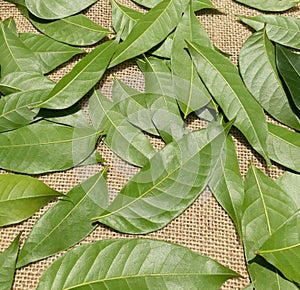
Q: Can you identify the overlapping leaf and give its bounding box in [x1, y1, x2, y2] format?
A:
[37, 239, 238, 290]
[187, 41, 270, 164]
[3, 17, 17, 35]
[92, 122, 231, 234]
[239, 30, 300, 130]
[0, 174, 61, 227]
[17, 169, 108, 268]
[0, 120, 102, 174]
[234, 0, 299, 12]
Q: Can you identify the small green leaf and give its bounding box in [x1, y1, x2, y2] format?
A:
[17, 169, 109, 268]
[234, 0, 299, 12]
[267, 122, 300, 173]
[37, 239, 238, 290]
[239, 15, 300, 50]
[192, 0, 216, 11]
[0, 233, 20, 290]
[239, 30, 300, 130]
[0, 174, 61, 227]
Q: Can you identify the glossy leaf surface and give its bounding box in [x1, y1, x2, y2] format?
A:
[0, 234, 20, 290]
[0, 174, 61, 227]
[0, 120, 102, 174]
[37, 238, 238, 290]
[89, 90, 156, 167]
[276, 45, 300, 111]
[25, 0, 98, 19]
[187, 41, 270, 164]
[109, 0, 189, 67]
[267, 122, 300, 173]
[20, 33, 83, 74]
[239, 15, 300, 50]
[92, 122, 230, 234]
[37, 40, 117, 110]
[239, 30, 300, 130]
[17, 169, 108, 268]
[234, 0, 299, 12]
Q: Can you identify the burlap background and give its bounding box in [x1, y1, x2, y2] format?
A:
[0, 0, 299, 289]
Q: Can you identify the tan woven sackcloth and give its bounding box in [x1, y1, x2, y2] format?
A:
[0, 0, 299, 289]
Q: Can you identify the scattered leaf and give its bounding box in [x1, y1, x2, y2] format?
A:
[234, 0, 299, 12]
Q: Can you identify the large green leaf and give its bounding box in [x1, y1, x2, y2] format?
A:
[0, 234, 20, 290]
[89, 89, 156, 167]
[0, 120, 102, 174]
[276, 45, 300, 111]
[37, 40, 116, 110]
[109, 0, 189, 67]
[267, 122, 300, 173]
[209, 134, 244, 237]
[17, 169, 108, 268]
[187, 41, 270, 165]
[37, 238, 238, 290]
[239, 30, 300, 130]
[258, 210, 300, 285]
[0, 20, 42, 76]
[25, 0, 98, 19]
[234, 0, 299, 12]
[0, 174, 61, 227]
[171, 5, 212, 118]
[239, 15, 300, 50]
[19, 33, 83, 74]
[92, 122, 231, 234]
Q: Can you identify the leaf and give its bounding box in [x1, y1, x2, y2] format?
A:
[0, 20, 42, 76]
[239, 30, 300, 130]
[238, 15, 300, 50]
[234, 0, 299, 12]
[19, 33, 84, 74]
[110, 0, 142, 40]
[25, 0, 98, 19]
[2, 17, 17, 35]
[150, 33, 174, 58]
[17, 169, 109, 268]
[0, 174, 61, 227]
[267, 122, 300, 173]
[0, 233, 20, 290]
[0, 71, 55, 95]
[186, 41, 270, 165]
[92, 122, 231, 234]
[109, 0, 189, 67]
[171, 5, 212, 117]
[257, 210, 300, 285]
[276, 44, 300, 111]
[0, 120, 102, 174]
[37, 238, 238, 290]
[37, 40, 117, 110]
[192, 0, 216, 11]
[209, 134, 244, 237]
[89, 90, 155, 167]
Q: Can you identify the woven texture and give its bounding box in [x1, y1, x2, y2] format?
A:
[0, 0, 299, 289]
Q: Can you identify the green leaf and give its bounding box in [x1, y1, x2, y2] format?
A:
[25, 0, 98, 19]
[0, 120, 102, 174]
[17, 169, 108, 268]
[0, 233, 20, 290]
[37, 40, 117, 110]
[19, 33, 84, 74]
[2, 17, 17, 35]
[0, 20, 42, 76]
[267, 122, 300, 173]
[238, 15, 300, 50]
[89, 89, 156, 167]
[234, 0, 299, 12]
[110, 0, 142, 40]
[192, 0, 216, 11]
[276, 44, 300, 111]
[239, 30, 300, 130]
[37, 238, 238, 290]
[150, 33, 174, 58]
[0, 174, 61, 227]
[209, 134, 244, 237]
[258, 210, 300, 285]
[109, 0, 189, 67]
[171, 5, 212, 117]
[92, 122, 231, 234]
[187, 41, 270, 165]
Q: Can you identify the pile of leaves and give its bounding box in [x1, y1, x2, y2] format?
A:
[0, 0, 300, 289]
